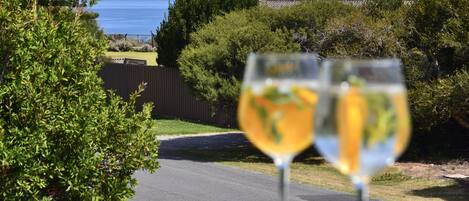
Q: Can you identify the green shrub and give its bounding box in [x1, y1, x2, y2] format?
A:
[0, 2, 159, 200]
[257, 0, 355, 31]
[402, 0, 469, 132]
[318, 11, 405, 58]
[79, 11, 105, 39]
[178, 9, 299, 108]
[107, 38, 142, 52]
[405, 0, 469, 78]
[178, 0, 386, 109]
[362, 0, 404, 18]
[155, 0, 258, 67]
[133, 44, 156, 52]
[178, 0, 469, 155]
[37, 0, 98, 7]
[254, 0, 356, 52]
[109, 40, 132, 52]
[409, 70, 469, 131]
[37, 1, 104, 39]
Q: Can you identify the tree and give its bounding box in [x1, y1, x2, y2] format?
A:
[178, 8, 300, 110]
[318, 11, 405, 58]
[405, 0, 469, 78]
[37, 0, 99, 7]
[177, 1, 357, 109]
[155, 0, 258, 67]
[0, 1, 159, 200]
[404, 0, 469, 131]
[362, 0, 404, 18]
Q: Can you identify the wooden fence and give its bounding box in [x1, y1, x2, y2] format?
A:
[99, 63, 236, 127]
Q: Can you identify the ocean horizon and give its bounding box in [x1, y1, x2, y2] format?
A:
[91, 0, 172, 35]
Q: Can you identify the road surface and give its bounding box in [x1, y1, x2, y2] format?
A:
[132, 133, 355, 201]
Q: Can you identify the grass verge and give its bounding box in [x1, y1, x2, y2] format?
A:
[105, 51, 157, 66]
[150, 119, 237, 135]
[173, 145, 468, 201]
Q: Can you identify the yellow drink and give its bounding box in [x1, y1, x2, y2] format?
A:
[238, 83, 317, 156]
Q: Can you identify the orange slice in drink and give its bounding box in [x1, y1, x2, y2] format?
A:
[393, 94, 411, 156]
[337, 87, 368, 174]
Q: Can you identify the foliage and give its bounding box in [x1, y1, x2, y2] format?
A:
[133, 44, 156, 52]
[178, 1, 355, 108]
[155, 0, 258, 67]
[37, 0, 99, 7]
[107, 38, 153, 52]
[256, 0, 355, 31]
[178, 10, 299, 108]
[37, 0, 104, 39]
[409, 70, 469, 131]
[402, 0, 469, 132]
[79, 11, 104, 39]
[108, 39, 137, 52]
[179, 0, 469, 141]
[362, 0, 404, 18]
[255, 0, 357, 52]
[0, 2, 159, 200]
[317, 11, 405, 58]
[405, 0, 469, 78]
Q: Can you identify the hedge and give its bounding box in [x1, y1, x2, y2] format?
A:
[178, 0, 469, 154]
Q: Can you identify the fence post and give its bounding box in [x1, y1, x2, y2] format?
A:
[151, 31, 155, 48]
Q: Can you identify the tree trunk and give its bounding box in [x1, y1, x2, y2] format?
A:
[454, 112, 469, 129]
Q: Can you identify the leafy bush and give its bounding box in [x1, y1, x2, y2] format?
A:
[409, 70, 469, 131]
[179, 0, 469, 156]
[317, 11, 405, 58]
[133, 44, 156, 52]
[256, 0, 355, 31]
[178, 9, 299, 108]
[38, 0, 104, 38]
[402, 0, 469, 132]
[404, 0, 469, 78]
[178, 1, 356, 108]
[108, 39, 140, 52]
[38, 0, 98, 7]
[79, 11, 105, 39]
[362, 0, 404, 18]
[254, 0, 356, 53]
[0, 3, 159, 200]
[155, 0, 258, 67]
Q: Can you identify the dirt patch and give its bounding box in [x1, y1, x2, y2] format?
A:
[396, 160, 469, 181]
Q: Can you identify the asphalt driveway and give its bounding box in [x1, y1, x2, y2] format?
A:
[131, 133, 355, 201]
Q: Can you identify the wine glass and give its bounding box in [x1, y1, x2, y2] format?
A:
[238, 53, 319, 201]
[314, 59, 411, 201]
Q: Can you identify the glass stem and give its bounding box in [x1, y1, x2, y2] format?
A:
[353, 176, 369, 201]
[274, 156, 292, 201]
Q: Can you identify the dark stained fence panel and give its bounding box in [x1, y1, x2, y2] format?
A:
[99, 63, 236, 127]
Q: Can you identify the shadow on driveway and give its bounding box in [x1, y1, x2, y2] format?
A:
[159, 133, 325, 165]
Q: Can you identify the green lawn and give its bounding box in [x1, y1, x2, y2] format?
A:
[105, 51, 158, 66]
[150, 119, 237, 135]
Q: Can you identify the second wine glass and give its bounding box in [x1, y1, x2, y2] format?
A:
[238, 53, 319, 201]
[314, 59, 411, 201]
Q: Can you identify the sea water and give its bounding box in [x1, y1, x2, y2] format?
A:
[90, 0, 173, 34]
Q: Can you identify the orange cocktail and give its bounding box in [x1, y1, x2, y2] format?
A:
[238, 84, 317, 157]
